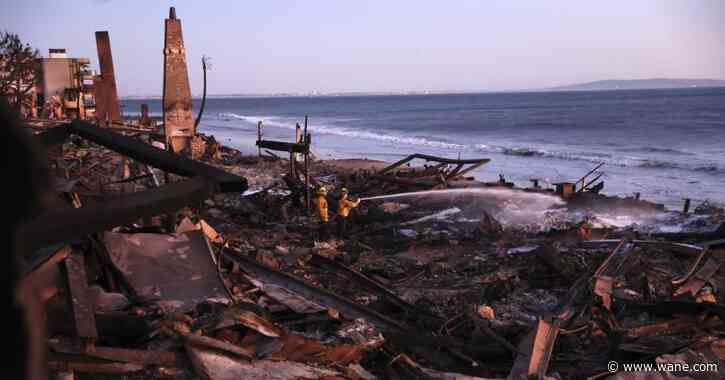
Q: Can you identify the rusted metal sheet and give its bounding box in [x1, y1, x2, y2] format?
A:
[67, 120, 247, 192]
[94, 31, 121, 127]
[15, 177, 213, 252]
[163, 7, 195, 154]
[64, 252, 98, 346]
[103, 230, 230, 312]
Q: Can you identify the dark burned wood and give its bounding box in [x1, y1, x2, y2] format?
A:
[16, 177, 212, 252]
[256, 139, 310, 154]
[64, 252, 98, 343]
[309, 255, 436, 320]
[48, 309, 151, 338]
[509, 318, 560, 379]
[89, 347, 180, 366]
[378, 153, 490, 175]
[50, 338, 180, 366]
[67, 120, 247, 192]
[22, 244, 70, 277]
[48, 353, 143, 374]
[35, 124, 71, 146]
[223, 250, 409, 332]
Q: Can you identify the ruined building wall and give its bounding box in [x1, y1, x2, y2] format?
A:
[162, 7, 194, 153]
[94, 31, 121, 127]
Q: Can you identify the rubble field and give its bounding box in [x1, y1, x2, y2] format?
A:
[23, 123, 725, 380]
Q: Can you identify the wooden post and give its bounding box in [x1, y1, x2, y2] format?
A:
[304, 116, 310, 211]
[257, 121, 262, 158]
[293, 123, 301, 177]
[683, 198, 691, 214]
[64, 252, 98, 352]
[305, 132, 311, 212]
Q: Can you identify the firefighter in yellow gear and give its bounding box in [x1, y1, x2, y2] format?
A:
[336, 188, 360, 237]
[315, 186, 330, 240]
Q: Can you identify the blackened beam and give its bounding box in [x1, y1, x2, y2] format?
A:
[35, 124, 71, 146]
[378, 153, 490, 175]
[222, 250, 409, 332]
[67, 120, 247, 192]
[256, 139, 310, 154]
[64, 252, 98, 343]
[15, 177, 212, 252]
[51, 345, 180, 367]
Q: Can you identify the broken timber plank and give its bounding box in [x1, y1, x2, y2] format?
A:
[63, 252, 97, 350]
[89, 347, 179, 367]
[15, 177, 212, 252]
[509, 318, 561, 379]
[66, 120, 247, 192]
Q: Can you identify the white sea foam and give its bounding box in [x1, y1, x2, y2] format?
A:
[217, 113, 465, 149]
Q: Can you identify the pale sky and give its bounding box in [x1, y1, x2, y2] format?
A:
[2, 0, 723, 96]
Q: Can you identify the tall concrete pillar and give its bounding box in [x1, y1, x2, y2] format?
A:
[94, 31, 121, 127]
[162, 7, 194, 154]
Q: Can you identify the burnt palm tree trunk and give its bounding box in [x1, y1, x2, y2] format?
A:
[193, 56, 209, 132]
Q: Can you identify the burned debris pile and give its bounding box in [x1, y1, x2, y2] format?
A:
[17, 118, 725, 380]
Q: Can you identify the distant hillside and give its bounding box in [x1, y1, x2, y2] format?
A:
[546, 78, 725, 91]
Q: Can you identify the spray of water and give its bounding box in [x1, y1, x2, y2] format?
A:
[360, 188, 566, 229]
[360, 188, 719, 232]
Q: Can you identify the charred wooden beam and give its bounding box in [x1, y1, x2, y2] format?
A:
[48, 309, 152, 338]
[15, 177, 213, 252]
[222, 250, 409, 332]
[63, 252, 98, 349]
[66, 120, 246, 192]
[256, 139, 310, 154]
[89, 347, 179, 367]
[35, 124, 71, 146]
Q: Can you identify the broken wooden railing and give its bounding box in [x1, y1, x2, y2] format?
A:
[373, 153, 490, 189]
[256, 116, 312, 209]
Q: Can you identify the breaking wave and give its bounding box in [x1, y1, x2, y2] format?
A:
[215, 112, 723, 176]
[217, 112, 465, 149]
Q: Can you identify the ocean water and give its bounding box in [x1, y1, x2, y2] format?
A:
[121, 87, 725, 209]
